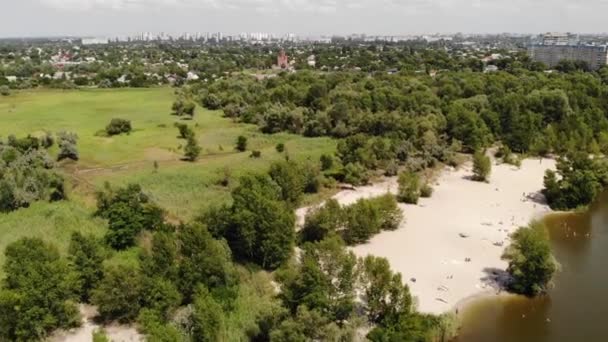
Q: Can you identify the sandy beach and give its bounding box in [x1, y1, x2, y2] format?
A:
[297, 157, 556, 315]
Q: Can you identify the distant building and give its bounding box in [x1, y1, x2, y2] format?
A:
[529, 44, 608, 70]
[528, 32, 608, 70]
[277, 50, 289, 69]
[307, 55, 316, 67]
[484, 65, 499, 73]
[187, 71, 199, 81]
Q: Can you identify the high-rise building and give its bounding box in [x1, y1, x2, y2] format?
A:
[528, 33, 608, 70]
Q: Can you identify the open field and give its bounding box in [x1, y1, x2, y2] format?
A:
[0, 201, 107, 275]
[0, 88, 336, 269]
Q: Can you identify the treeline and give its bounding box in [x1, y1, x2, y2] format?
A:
[196, 68, 608, 205]
[0, 152, 453, 341]
[0, 132, 80, 212]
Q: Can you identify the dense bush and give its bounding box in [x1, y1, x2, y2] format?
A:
[202, 174, 295, 270]
[0, 85, 9, 96]
[236, 135, 248, 152]
[57, 131, 79, 161]
[0, 238, 80, 341]
[175, 122, 193, 139]
[543, 152, 608, 210]
[172, 98, 196, 118]
[68, 232, 105, 302]
[92, 264, 144, 322]
[301, 194, 402, 245]
[502, 222, 558, 296]
[397, 171, 420, 204]
[0, 146, 65, 212]
[105, 118, 132, 136]
[95, 183, 165, 250]
[420, 183, 434, 198]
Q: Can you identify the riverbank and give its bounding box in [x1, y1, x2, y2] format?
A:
[297, 157, 556, 315]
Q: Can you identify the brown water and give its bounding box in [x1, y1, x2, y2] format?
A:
[455, 197, 608, 342]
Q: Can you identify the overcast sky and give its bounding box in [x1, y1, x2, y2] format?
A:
[1, 0, 608, 38]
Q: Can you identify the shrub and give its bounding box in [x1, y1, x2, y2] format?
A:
[384, 160, 399, 177]
[343, 195, 402, 244]
[184, 135, 201, 162]
[250, 150, 261, 158]
[320, 154, 334, 171]
[343, 162, 369, 186]
[501, 222, 558, 296]
[420, 183, 433, 198]
[236, 135, 248, 152]
[276, 143, 285, 153]
[397, 171, 420, 204]
[172, 98, 196, 117]
[57, 131, 79, 161]
[301, 199, 344, 243]
[371, 194, 402, 231]
[105, 118, 132, 136]
[0, 85, 9, 96]
[0, 238, 80, 341]
[92, 330, 110, 342]
[472, 150, 491, 182]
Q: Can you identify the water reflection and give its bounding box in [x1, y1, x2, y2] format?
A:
[455, 195, 608, 342]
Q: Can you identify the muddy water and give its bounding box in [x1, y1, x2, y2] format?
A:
[455, 198, 608, 342]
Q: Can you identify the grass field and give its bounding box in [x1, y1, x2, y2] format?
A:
[0, 88, 337, 270]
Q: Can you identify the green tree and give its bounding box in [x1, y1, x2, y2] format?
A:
[472, 150, 491, 182]
[358, 256, 412, 325]
[0, 238, 80, 341]
[501, 222, 558, 296]
[91, 264, 144, 323]
[269, 160, 305, 206]
[279, 237, 357, 322]
[223, 175, 296, 269]
[301, 199, 344, 243]
[177, 223, 236, 302]
[68, 232, 105, 302]
[542, 153, 608, 210]
[96, 184, 164, 250]
[192, 286, 224, 341]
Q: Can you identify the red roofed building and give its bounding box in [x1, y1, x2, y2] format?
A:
[277, 49, 289, 69]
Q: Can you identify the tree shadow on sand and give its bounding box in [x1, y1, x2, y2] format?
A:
[481, 267, 512, 292]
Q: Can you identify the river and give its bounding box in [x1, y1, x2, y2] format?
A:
[455, 194, 608, 341]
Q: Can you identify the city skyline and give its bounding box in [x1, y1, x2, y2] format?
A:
[2, 0, 608, 38]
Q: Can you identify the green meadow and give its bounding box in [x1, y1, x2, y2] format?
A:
[0, 88, 336, 270]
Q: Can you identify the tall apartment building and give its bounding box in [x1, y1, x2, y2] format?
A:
[529, 33, 608, 70]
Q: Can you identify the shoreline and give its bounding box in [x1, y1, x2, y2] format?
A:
[297, 157, 556, 315]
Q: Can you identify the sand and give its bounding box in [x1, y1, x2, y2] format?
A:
[49, 305, 142, 342]
[297, 157, 556, 315]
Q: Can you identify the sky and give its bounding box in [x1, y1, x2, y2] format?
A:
[1, 0, 608, 38]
